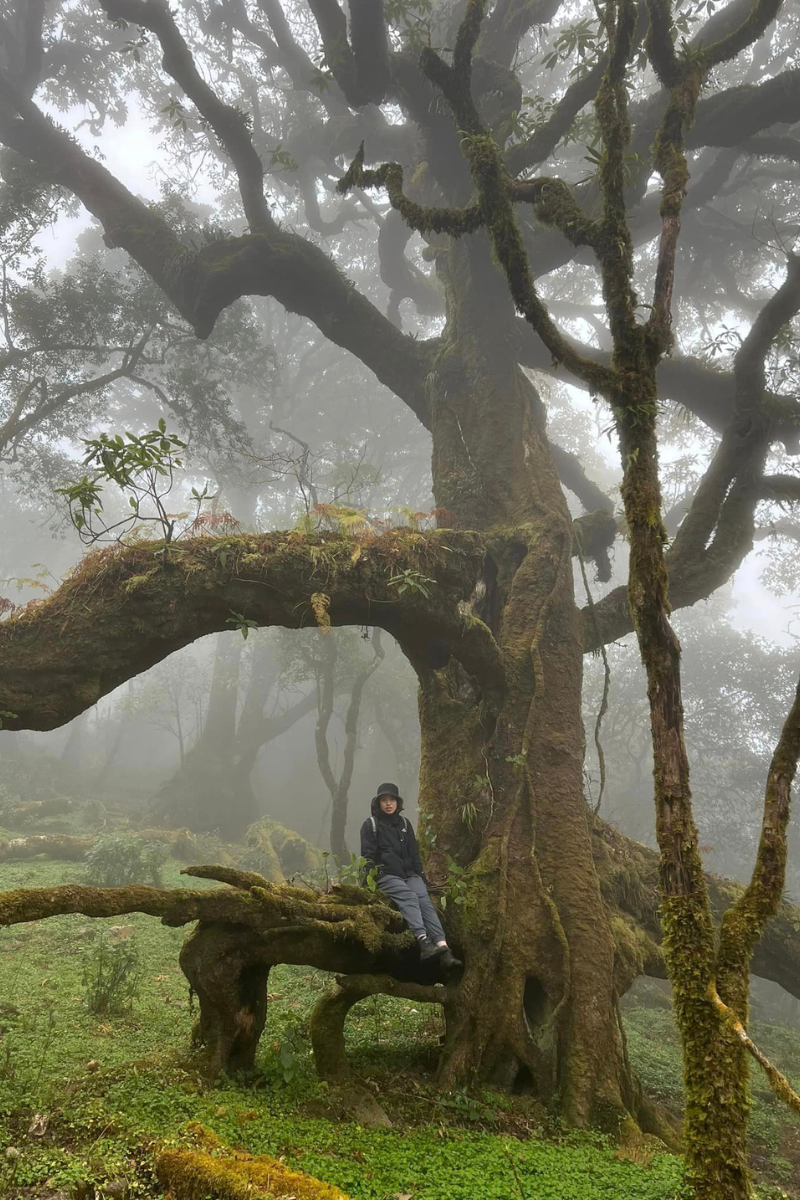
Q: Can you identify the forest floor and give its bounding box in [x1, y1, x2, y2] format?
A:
[1, 854, 799, 1200]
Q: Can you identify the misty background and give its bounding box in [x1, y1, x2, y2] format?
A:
[2, 0, 799, 994]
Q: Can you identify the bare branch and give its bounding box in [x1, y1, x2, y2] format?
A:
[99, 0, 272, 232]
[0, 83, 432, 424]
[505, 57, 608, 176]
[0, 334, 151, 455]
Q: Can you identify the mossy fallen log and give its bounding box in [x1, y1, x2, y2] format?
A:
[0, 834, 94, 862]
[1, 797, 74, 823]
[156, 1122, 351, 1199]
[593, 819, 800, 1002]
[0, 866, 421, 1076]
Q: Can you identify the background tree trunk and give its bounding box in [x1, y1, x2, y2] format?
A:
[156, 632, 247, 836]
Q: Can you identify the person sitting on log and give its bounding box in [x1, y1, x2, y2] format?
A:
[360, 782, 461, 971]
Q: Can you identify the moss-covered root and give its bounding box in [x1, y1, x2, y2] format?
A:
[309, 974, 448, 1125]
[156, 1123, 352, 1199]
[180, 923, 270, 1076]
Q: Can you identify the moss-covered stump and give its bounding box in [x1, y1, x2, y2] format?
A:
[157, 1123, 351, 1199]
[244, 818, 324, 884]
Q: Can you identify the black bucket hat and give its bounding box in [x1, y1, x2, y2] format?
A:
[372, 782, 404, 812]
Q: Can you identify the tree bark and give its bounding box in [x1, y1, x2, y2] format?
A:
[413, 242, 640, 1127]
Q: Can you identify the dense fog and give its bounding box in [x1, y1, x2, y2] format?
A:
[2, 0, 800, 1195]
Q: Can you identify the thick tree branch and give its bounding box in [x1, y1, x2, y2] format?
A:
[550, 442, 614, 514]
[668, 254, 800, 571]
[0, 529, 502, 731]
[697, 0, 784, 69]
[348, 0, 390, 105]
[0, 85, 432, 424]
[306, 0, 369, 107]
[517, 320, 800, 449]
[99, 0, 272, 233]
[505, 57, 608, 176]
[593, 820, 800, 1004]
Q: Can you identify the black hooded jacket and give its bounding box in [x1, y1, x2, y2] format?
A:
[360, 795, 423, 880]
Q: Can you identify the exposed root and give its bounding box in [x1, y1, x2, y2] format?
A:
[310, 971, 451, 1083]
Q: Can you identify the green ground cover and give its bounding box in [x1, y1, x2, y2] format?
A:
[0, 856, 796, 1199]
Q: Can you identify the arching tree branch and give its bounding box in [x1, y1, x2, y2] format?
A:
[0, 528, 502, 731]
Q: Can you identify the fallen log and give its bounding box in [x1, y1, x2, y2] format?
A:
[593, 820, 800, 1002]
[0, 834, 93, 862]
[0, 821, 322, 884]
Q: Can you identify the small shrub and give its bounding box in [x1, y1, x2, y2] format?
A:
[264, 1015, 306, 1085]
[84, 833, 169, 887]
[81, 930, 142, 1015]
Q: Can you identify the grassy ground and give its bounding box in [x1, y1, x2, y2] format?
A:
[0, 856, 796, 1199]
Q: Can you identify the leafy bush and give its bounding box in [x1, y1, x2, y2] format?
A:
[84, 833, 169, 887]
[81, 931, 142, 1015]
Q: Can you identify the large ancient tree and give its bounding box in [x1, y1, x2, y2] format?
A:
[3, 0, 800, 1194]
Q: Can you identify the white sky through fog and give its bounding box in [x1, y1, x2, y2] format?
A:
[31, 97, 800, 653]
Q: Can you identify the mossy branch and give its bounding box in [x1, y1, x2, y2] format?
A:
[698, 0, 785, 68]
[0, 878, 405, 941]
[337, 143, 483, 236]
[0, 528, 503, 731]
[715, 669, 800, 1012]
[512, 178, 601, 249]
[645, 0, 681, 85]
[709, 986, 800, 1117]
[594, 0, 639, 343]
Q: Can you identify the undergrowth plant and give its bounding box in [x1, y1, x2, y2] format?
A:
[81, 931, 142, 1015]
[84, 833, 169, 887]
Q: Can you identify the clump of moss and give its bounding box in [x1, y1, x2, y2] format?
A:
[156, 1122, 352, 1199]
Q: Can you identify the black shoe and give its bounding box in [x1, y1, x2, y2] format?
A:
[437, 946, 463, 972]
[418, 938, 440, 962]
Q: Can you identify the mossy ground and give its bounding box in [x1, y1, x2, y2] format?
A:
[0, 856, 795, 1199]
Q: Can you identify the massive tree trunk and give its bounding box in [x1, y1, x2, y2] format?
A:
[413, 239, 639, 1128]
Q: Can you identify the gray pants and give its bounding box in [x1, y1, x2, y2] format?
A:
[378, 873, 446, 943]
